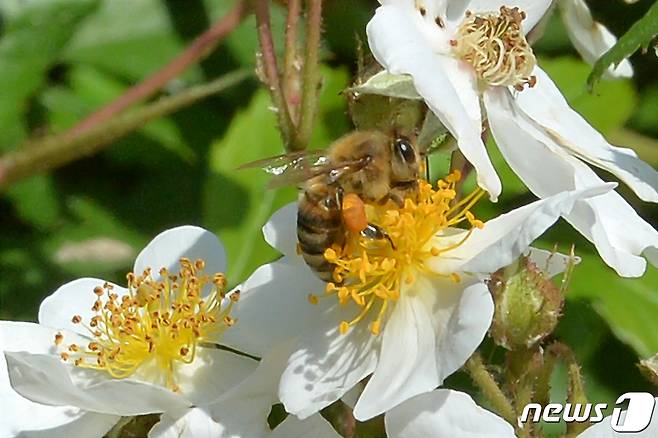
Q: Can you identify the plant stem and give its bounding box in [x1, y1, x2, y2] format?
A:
[0, 71, 250, 190]
[546, 343, 589, 437]
[283, 0, 302, 121]
[68, 0, 249, 137]
[465, 353, 517, 426]
[295, 0, 323, 151]
[254, 0, 296, 150]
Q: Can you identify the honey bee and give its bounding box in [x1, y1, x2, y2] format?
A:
[241, 131, 422, 281]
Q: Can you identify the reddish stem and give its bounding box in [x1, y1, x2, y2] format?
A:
[67, 0, 249, 137]
[254, 0, 295, 148]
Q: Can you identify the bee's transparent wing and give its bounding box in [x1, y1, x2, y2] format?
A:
[239, 150, 367, 189]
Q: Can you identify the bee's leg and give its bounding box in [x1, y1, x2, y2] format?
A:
[361, 224, 396, 250]
[387, 181, 419, 207]
[377, 191, 405, 208]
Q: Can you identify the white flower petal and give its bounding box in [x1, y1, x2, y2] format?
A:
[437, 184, 613, 275]
[379, 0, 448, 29]
[569, 179, 658, 277]
[175, 348, 258, 407]
[202, 347, 293, 438]
[526, 247, 581, 278]
[38, 278, 127, 337]
[558, 0, 633, 78]
[263, 203, 299, 257]
[134, 226, 227, 280]
[148, 408, 222, 438]
[432, 279, 493, 380]
[385, 389, 515, 438]
[5, 412, 120, 438]
[448, 0, 552, 32]
[271, 414, 341, 438]
[367, 4, 501, 199]
[279, 305, 380, 419]
[354, 292, 438, 421]
[222, 257, 327, 358]
[485, 86, 658, 277]
[0, 322, 120, 438]
[515, 68, 658, 203]
[5, 351, 188, 416]
[576, 398, 658, 437]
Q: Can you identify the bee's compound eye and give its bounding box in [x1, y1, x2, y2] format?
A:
[394, 138, 416, 164]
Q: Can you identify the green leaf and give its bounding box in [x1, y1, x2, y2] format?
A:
[350, 71, 422, 100]
[0, 0, 100, 150]
[63, 0, 195, 82]
[5, 175, 61, 230]
[568, 253, 658, 358]
[64, 0, 285, 81]
[588, 1, 658, 88]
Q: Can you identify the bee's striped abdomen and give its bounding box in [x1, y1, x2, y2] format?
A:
[297, 187, 344, 282]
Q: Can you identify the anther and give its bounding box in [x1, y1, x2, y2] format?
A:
[370, 320, 381, 335]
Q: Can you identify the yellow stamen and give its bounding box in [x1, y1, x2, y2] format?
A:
[324, 174, 483, 335]
[55, 258, 234, 392]
[453, 6, 536, 89]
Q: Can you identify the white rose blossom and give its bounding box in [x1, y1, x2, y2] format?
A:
[366, 0, 658, 277]
[222, 174, 613, 423]
[2, 226, 337, 438]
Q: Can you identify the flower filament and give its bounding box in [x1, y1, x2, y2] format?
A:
[453, 6, 537, 90]
[313, 172, 485, 336]
[56, 258, 236, 392]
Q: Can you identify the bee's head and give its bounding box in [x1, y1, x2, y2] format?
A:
[390, 137, 419, 182]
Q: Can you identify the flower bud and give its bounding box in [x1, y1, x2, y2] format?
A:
[488, 255, 565, 351]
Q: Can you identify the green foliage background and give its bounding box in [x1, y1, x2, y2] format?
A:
[0, 0, 657, 433]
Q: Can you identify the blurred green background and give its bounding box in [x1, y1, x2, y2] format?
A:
[0, 0, 657, 432]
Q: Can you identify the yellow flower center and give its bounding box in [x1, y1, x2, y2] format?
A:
[309, 172, 485, 336]
[55, 258, 236, 392]
[453, 6, 537, 90]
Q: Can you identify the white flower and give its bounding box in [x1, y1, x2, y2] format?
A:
[366, 0, 658, 277]
[2, 226, 336, 437]
[557, 0, 633, 79]
[578, 396, 658, 438]
[148, 346, 341, 438]
[386, 389, 515, 438]
[222, 176, 613, 422]
[385, 391, 658, 438]
[0, 322, 121, 438]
